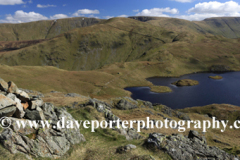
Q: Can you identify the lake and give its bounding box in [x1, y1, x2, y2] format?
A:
[125, 72, 240, 109]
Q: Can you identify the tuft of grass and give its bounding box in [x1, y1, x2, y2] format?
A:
[150, 85, 172, 93]
[209, 75, 223, 80]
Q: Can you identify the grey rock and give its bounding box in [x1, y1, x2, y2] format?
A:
[137, 99, 153, 108]
[0, 107, 85, 159]
[145, 130, 238, 160]
[126, 128, 143, 140]
[116, 144, 137, 154]
[30, 99, 43, 110]
[156, 104, 190, 120]
[0, 106, 16, 118]
[0, 94, 17, 117]
[96, 103, 105, 112]
[143, 101, 153, 108]
[65, 93, 82, 97]
[0, 78, 8, 92]
[41, 103, 58, 121]
[0, 94, 16, 109]
[84, 98, 142, 140]
[15, 90, 30, 102]
[24, 109, 42, 120]
[7, 81, 18, 93]
[7, 93, 25, 118]
[126, 144, 137, 149]
[116, 99, 138, 110]
[19, 88, 44, 98]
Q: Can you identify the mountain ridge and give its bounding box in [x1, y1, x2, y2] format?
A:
[129, 16, 240, 39]
[0, 17, 104, 41]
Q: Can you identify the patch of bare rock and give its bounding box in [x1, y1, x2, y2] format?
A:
[0, 78, 85, 159]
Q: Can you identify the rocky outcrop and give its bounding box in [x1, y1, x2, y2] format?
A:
[154, 104, 190, 120]
[172, 79, 199, 86]
[210, 65, 230, 72]
[116, 99, 138, 110]
[128, 16, 157, 22]
[66, 98, 143, 140]
[0, 78, 85, 158]
[145, 130, 239, 160]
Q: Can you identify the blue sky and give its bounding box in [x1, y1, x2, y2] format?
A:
[0, 0, 240, 23]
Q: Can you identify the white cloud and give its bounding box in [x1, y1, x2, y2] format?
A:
[178, 1, 240, 21]
[0, 10, 48, 23]
[88, 15, 99, 18]
[103, 16, 114, 19]
[188, 1, 240, 14]
[0, 0, 24, 5]
[118, 14, 128, 17]
[133, 9, 139, 12]
[136, 7, 179, 17]
[173, 0, 194, 2]
[0, 9, 102, 23]
[37, 4, 56, 8]
[50, 14, 68, 19]
[73, 9, 100, 16]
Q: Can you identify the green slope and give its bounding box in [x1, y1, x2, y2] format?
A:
[0, 17, 103, 41]
[130, 16, 240, 39]
[0, 18, 177, 70]
[0, 17, 240, 72]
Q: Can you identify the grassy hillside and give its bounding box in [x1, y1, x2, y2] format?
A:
[0, 17, 103, 41]
[198, 17, 240, 38]
[0, 18, 177, 70]
[130, 16, 240, 39]
[0, 17, 240, 72]
[1, 16, 240, 160]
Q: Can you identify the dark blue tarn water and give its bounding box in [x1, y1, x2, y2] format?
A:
[125, 72, 240, 109]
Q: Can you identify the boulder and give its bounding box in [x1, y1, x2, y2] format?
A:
[145, 130, 239, 160]
[0, 107, 85, 158]
[30, 98, 43, 110]
[6, 93, 25, 118]
[116, 144, 137, 154]
[24, 109, 42, 120]
[0, 106, 16, 118]
[143, 101, 153, 108]
[0, 78, 8, 92]
[7, 81, 18, 93]
[41, 103, 58, 121]
[0, 94, 17, 117]
[15, 90, 30, 102]
[80, 98, 142, 140]
[116, 99, 138, 110]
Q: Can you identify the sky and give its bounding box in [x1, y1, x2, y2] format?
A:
[0, 0, 240, 23]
